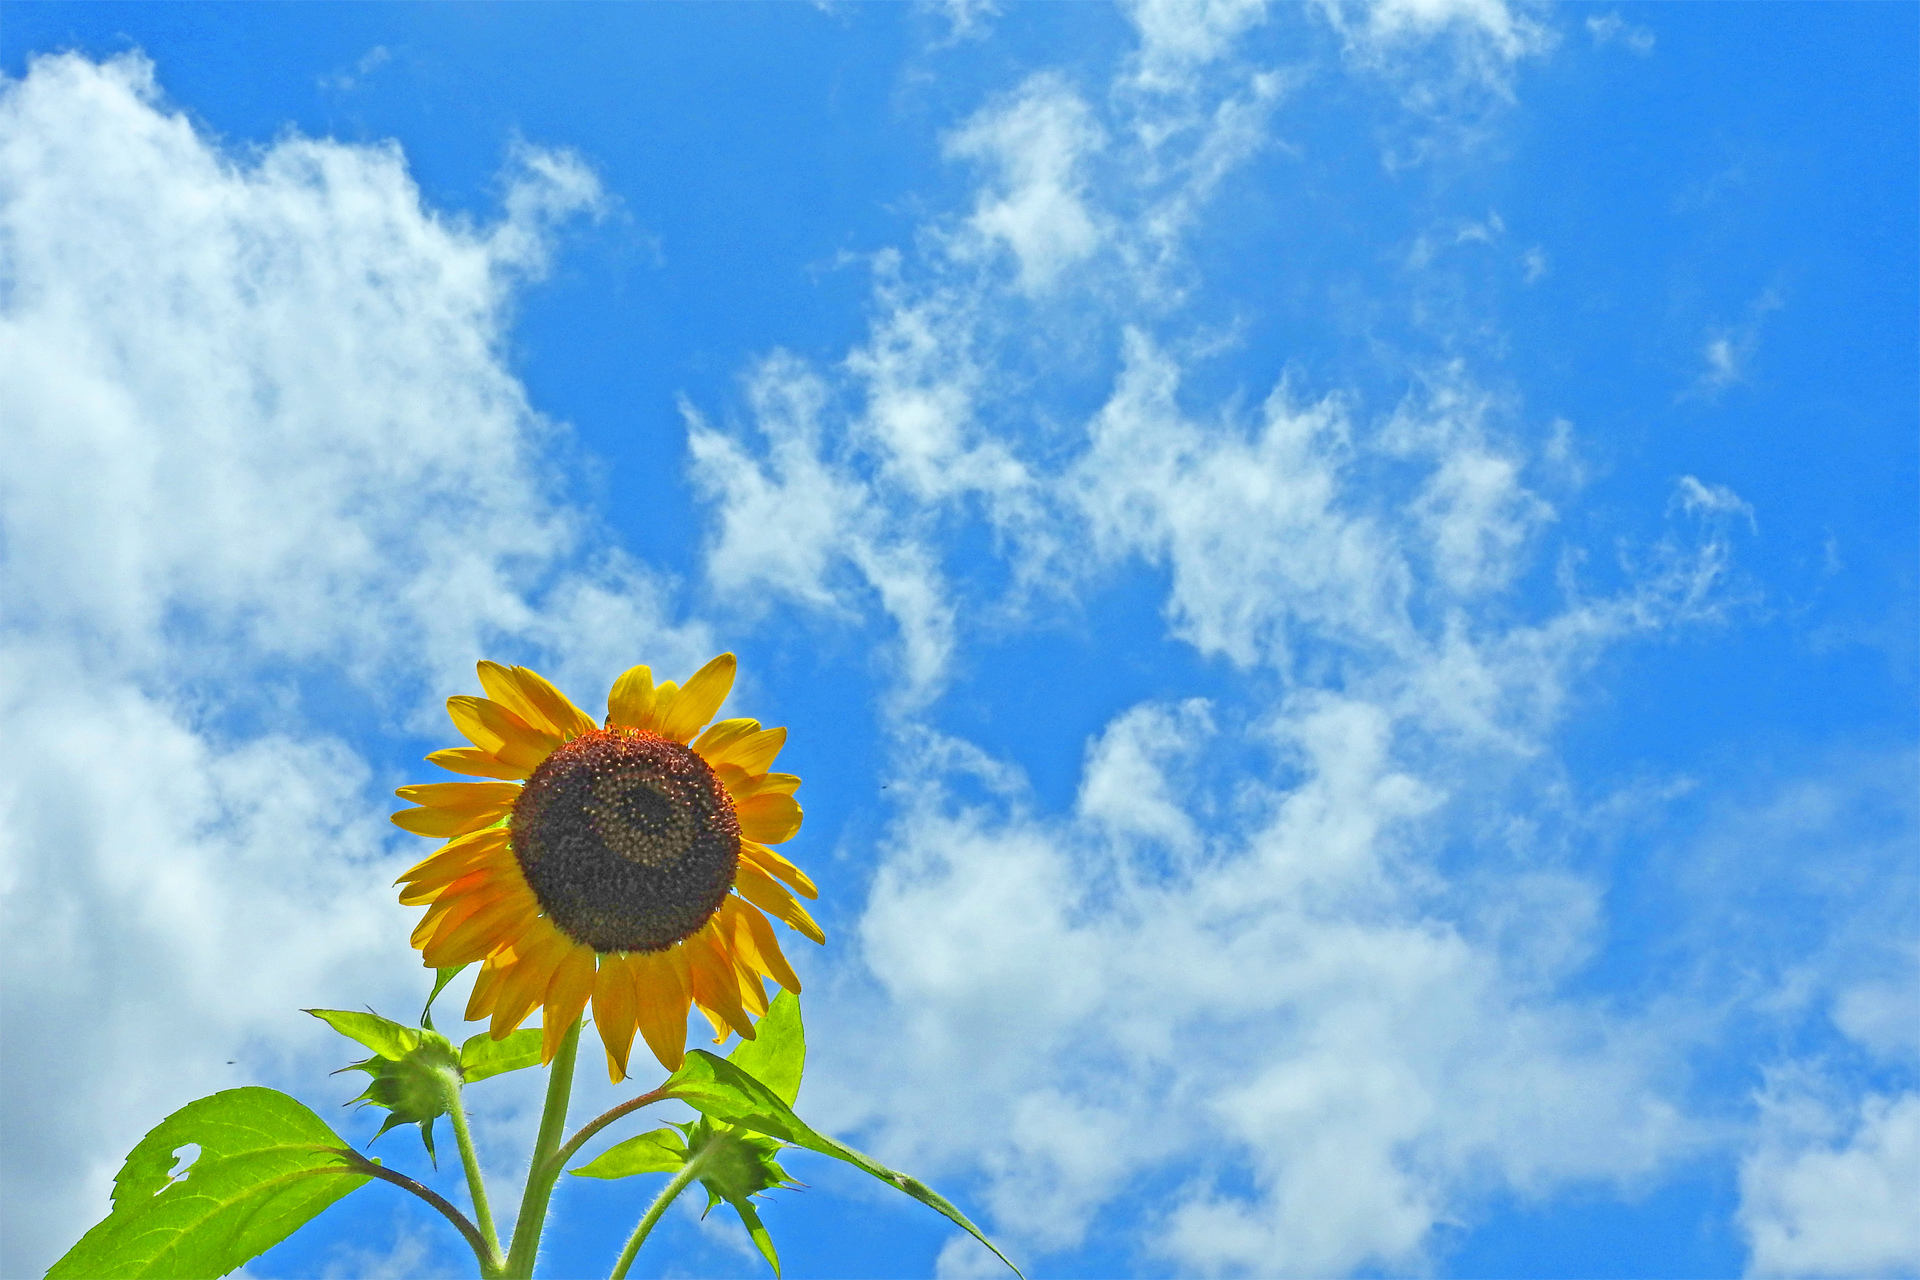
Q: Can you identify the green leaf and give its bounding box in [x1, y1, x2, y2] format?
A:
[569, 1126, 689, 1179]
[304, 1008, 420, 1060]
[46, 1087, 368, 1280]
[726, 990, 804, 1107]
[662, 1052, 1023, 1278]
[459, 1028, 544, 1083]
[422, 964, 471, 1028]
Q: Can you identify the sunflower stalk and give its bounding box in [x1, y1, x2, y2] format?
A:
[501, 1017, 582, 1280]
[606, 1140, 717, 1280]
[441, 1080, 505, 1276]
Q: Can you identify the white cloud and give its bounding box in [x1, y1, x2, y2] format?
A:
[945, 74, 1108, 295]
[1687, 288, 1784, 400]
[0, 52, 700, 1274]
[1741, 1087, 1920, 1278]
[1587, 12, 1656, 56]
[1674, 475, 1758, 531]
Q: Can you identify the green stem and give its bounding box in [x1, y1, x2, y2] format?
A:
[502, 1018, 582, 1280]
[443, 1083, 505, 1277]
[344, 1152, 494, 1275]
[548, 1082, 674, 1179]
[607, 1145, 714, 1280]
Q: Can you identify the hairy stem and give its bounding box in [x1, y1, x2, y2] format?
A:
[547, 1083, 673, 1180]
[441, 1078, 505, 1277]
[607, 1145, 714, 1280]
[502, 1018, 582, 1280]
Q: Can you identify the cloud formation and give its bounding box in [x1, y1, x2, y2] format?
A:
[0, 53, 701, 1273]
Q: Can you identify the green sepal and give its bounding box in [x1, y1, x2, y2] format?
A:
[45, 1087, 369, 1280]
[660, 1051, 1023, 1278]
[459, 1027, 544, 1083]
[570, 1000, 808, 1275]
[308, 1009, 460, 1165]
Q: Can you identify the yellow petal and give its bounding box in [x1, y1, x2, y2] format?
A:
[606, 664, 656, 729]
[398, 861, 502, 907]
[477, 661, 559, 736]
[491, 928, 571, 1039]
[390, 803, 510, 839]
[542, 946, 598, 1064]
[591, 954, 641, 1083]
[411, 887, 493, 950]
[692, 718, 760, 759]
[505, 665, 601, 741]
[396, 827, 510, 885]
[446, 696, 561, 769]
[703, 724, 786, 774]
[396, 781, 522, 809]
[740, 841, 818, 900]
[465, 951, 514, 1022]
[428, 747, 533, 781]
[734, 862, 825, 945]
[630, 948, 691, 1071]
[728, 896, 802, 993]
[734, 792, 802, 845]
[715, 765, 801, 803]
[657, 653, 736, 743]
[686, 924, 755, 1042]
[422, 890, 537, 968]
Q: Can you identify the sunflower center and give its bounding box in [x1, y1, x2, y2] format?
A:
[510, 728, 740, 953]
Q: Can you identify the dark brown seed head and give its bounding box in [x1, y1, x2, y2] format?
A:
[510, 728, 739, 952]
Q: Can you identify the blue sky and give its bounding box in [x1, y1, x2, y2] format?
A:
[1, 4, 1914, 1278]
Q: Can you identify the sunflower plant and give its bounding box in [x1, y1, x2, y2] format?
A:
[48, 654, 1019, 1280]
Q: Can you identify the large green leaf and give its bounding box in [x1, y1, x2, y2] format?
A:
[726, 990, 804, 1106]
[662, 1052, 1022, 1278]
[459, 1028, 544, 1083]
[46, 1087, 368, 1280]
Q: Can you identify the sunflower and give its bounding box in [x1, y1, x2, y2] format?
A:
[390, 653, 822, 1083]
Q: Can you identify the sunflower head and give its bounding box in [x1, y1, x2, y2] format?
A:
[392, 654, 823, 1083]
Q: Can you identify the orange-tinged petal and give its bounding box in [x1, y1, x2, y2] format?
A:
[466, 952, 514, 1022]
[734, 792, 802, 845]
[446, 696, 560, 769]
[686, 924, 755, 1042]
[422, 890, 537, 967]
[740, 841, 818, 899]
[491, 929, 572, 1039]
[396, 827, 510, 885]
[427, 747, 533, 781]
[398, 862, 502, 907]
[507, 666, 600, 740]
[735, 863, 825, 945]
[656, 653, 736, 743]
[411, 888, 490, 950]
[477, 661, 559, 736]
[630, 948, 690, 1071]
[591, 954, 641, 1082]
[606, 664, 656, 729]
[729, 896, 802, 993]
[391, 803, 510, 839]
[542, 946, 597, 1064]
[396, 781, 523, 810]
